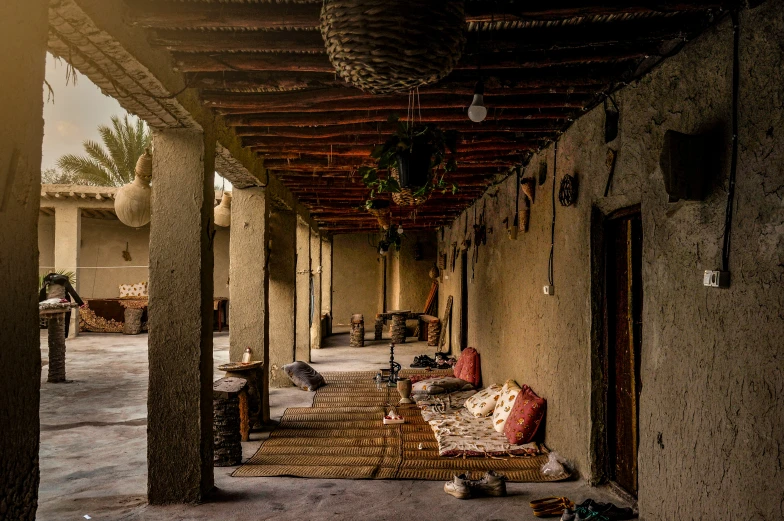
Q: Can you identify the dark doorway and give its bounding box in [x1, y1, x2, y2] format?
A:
[604, 208, 643, 496]
[459, 250, 469, 351]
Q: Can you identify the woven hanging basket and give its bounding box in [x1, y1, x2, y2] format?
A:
[320, 0, 466, 94]
[390, 167, 428, 206]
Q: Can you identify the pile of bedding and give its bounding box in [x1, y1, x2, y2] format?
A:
[411, 348, 548, 458]
[417, 390, 540, 457]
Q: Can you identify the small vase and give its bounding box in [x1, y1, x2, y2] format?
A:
[397, 378, 413, 404]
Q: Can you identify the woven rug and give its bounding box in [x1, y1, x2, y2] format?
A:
[233, 371, 568, 482]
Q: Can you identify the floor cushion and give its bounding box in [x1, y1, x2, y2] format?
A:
[282, 361, 326, 391]
[504, 386, 547, 444]
[464, 384, 502, 417]
[492, 379, 523, 432]
[453, 347, 481, 387]
[412, 376, 474, 395]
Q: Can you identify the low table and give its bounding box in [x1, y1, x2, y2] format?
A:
[218, 361, 264, 429]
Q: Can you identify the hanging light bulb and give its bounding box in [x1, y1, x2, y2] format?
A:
[397, 224, 404, 235]
[467, 80, 487, 123]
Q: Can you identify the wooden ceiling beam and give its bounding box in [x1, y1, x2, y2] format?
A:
[131, 2, 725, 32]
[203, 87, 603, 111]
[251, 142, 538, 156]
[235, 123, 562, 139]
[172, 47, 648, 74]
[214, 95, 591, 114]
[149, 13, 710, 54]
[185, 65, 624, 92]
[242, 133, 544, 147]
[226, 109, 574, 128]
[264, 157, 518, 169]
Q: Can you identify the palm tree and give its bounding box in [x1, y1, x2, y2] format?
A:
[57, 114, 151, 187]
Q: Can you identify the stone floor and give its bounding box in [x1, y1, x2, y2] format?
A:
[37, 329, 628, 521]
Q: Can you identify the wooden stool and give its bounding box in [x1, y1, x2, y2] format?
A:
[213, 377, 247, 467]
[122, 308, 144, 335]
[418, 314, 441, 346]
[350, 314, 364, 347]
[218, 361, 265, 429]
[45, 312, 67, 383]
[374, 314, 385, 340]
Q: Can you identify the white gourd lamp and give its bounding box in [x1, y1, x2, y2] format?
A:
[115, 148, 152, 228]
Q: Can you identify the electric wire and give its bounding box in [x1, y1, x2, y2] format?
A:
[722, 10, 740, 273]
[548, 139, 558, 287]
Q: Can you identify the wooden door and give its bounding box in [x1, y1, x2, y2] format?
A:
[605, 211, 643, 496]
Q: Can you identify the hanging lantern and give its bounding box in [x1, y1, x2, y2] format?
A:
[115, 148, 152, 228]
[214, 192, 232, 227]
[320, 0, 466, 94]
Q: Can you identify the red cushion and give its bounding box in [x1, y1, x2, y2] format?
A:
[453, 347, 481, 387]
[503, 385, 546, 445]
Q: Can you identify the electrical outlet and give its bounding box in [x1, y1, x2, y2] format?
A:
[703, 270, 730, 288]
[543, 285, 555, 295]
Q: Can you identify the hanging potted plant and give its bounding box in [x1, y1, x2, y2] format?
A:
[360, 115, 459, 207]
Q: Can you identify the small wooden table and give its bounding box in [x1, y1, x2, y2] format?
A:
[40, 305, 77, 383]
[218, 361, 264, 429]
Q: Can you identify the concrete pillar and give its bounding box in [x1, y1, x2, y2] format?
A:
[310, 227, 323, 349]
[147, 129, 215, 504]
[53, 205, 81, 337]
[0, 1, 47, 518]
[269, 209, 296, 387]
[228, 187, 270, 419]
[295, 215, 311, 362]
[321, 235, 333, 327]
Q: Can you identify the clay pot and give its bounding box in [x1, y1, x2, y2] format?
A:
[214, 192, 232, 228]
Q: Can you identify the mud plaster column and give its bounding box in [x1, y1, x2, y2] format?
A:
[269, 209, 296, 387]
[321, 235, 333, 330]
[229, 187, 270, 420]
[295, 215, 311, 362]
[310, 227, 323, 349]
[53, 205, 81, 337]
[0, 1, 47, 518]
[148, 129, 215, 504]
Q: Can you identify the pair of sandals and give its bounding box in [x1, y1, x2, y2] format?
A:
[530, 497, 574, 518]
[410, 354, 437, 368]
[575, 499, 636, 520]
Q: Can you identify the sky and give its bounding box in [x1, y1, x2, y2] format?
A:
[42, 52, 231, 188]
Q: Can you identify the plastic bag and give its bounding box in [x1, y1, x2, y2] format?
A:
[541, 451, 568, 477]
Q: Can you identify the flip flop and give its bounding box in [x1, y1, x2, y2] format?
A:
[530, 497, 571, 510]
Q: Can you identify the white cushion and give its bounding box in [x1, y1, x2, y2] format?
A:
[119, 281, 148, 298]
[492, 379, 522, 432]
[412, 377, 474, 395]
[464, 384, 502, 417]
